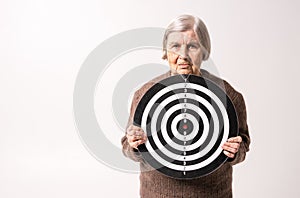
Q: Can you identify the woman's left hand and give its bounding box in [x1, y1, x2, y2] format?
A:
[222, 136, 242, 158]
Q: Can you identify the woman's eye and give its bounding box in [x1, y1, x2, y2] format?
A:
[188, 45, 198, 50]
[172, 44, 180, 48]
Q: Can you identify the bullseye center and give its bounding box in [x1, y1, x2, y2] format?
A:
[177, 119, 193, 135]
[183, 124, 188, 130]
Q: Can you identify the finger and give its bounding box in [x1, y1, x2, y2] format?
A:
[131, 139, 146, 149]
[126, 128, 145, 136]
[130, 141, 138, 149]
[223, 150, 235, 158]
[135, 134, 147, 142]
[223, 142, 240, 150]
[128, 125, 142, 131]
[127, 130, 144, 137]
[128, 135, 142, 143]
[126, 128, 137, 135]
[227, 136, 242, 143]
[222, 144, 238, 154]
[129, 139, 141, 149]
[139, 134, 147, 141]
[127, 135, 136, 143]
[127, 133, 147, 144]
[128, 131, 142, 139]
[132, 136, 141, 141]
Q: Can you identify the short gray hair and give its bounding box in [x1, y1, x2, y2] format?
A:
[162, 14, 211, 61]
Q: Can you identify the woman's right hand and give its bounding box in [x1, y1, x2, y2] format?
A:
[126, 124, 147, 149]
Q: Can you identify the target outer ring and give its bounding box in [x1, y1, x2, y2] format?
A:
[134, 75, 238, 179]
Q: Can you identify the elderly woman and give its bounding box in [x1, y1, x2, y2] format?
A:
[121, 14, 250, 197]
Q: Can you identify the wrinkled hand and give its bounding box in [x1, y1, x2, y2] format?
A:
[222, 136, 242, 158]
[126, 125, 147, 149]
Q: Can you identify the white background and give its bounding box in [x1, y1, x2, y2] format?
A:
[1, 0, 300, 197]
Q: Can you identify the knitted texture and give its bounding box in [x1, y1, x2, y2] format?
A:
[121, 69, 250, 198]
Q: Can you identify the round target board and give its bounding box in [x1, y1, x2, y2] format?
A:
[134, 74, 238, 179]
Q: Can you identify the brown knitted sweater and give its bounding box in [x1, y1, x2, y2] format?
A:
[121, 69, 251, 198]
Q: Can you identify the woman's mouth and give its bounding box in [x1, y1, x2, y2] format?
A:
[178, 63, 191, 69]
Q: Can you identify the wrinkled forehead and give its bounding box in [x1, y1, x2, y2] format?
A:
[167, 30, 200, 44]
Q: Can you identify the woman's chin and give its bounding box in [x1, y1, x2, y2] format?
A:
[177, 69, 192, 75]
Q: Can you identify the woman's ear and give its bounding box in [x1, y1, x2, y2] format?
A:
[162, 50, 167, 60]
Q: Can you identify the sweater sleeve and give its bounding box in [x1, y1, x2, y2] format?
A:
[121, 72, 170, 163]
[228, 93, 251, 165]
[121, 88, 145, 163]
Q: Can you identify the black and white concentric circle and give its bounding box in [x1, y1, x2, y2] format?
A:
[134, 75, 238, 179]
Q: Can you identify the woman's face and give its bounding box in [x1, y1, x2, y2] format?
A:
[166, 30, 203, 75]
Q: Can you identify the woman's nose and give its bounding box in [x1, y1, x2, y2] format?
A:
[178, 45, 188, 59]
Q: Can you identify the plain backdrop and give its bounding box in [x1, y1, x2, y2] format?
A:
[1, 0, 300, 197]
